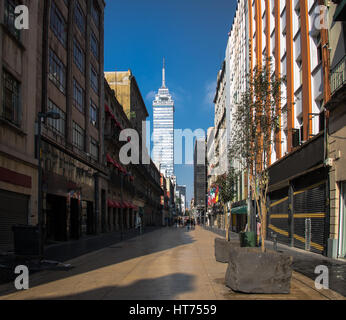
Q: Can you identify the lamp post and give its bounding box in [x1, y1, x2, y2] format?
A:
[37, 111, 61, 256]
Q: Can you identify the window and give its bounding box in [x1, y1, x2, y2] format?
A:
[74, 1, 85, 34]
[49, 49, 66, 93]
[1, 70, 20, 126]
[72, 121, 85, 150]
[4, 0, 20, 39]
[91, 2, 100, 28]
[296, 59, 303, 85]
[90, 137, 99, 160]
[316, 34, 322, 64]
[47, 100, 66, 136]
[73, 79, 84, 113]
[90, 66, 99, 93]
[73, 38, 85, 73]
[90, 31, 99, 59]
[50, 1, 67, 47]
[90, 100, 98, 128]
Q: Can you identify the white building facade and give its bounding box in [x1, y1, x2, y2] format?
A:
[152, 60, 175, 178]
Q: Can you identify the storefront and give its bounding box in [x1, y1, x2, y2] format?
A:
[230, 202, 248, 233]
[41, 141, 104, 243]
[267, 134, 329, 255]
[0, 162, 36, 253]
[0, 189, 30, 252]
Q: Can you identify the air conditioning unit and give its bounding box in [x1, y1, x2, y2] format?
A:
[325, 158, 333, 167]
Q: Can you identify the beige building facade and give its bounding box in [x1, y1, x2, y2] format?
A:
[325, 1, 346, 259]
[0, 0, 40, 252]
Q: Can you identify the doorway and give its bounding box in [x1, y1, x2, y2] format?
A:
[339, 182, 346, 259]
[46, 194, 67, 242]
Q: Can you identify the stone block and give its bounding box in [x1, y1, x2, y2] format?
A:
[215, 238, 240, 263]
[225, 247, 293, 294]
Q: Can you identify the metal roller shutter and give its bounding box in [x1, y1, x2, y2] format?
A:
[268, 196, 290, 246]
[293, 182, 326, 254]
[0, 190, 29, 253]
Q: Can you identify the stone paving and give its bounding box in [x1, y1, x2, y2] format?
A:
[0, 226, 344, 300]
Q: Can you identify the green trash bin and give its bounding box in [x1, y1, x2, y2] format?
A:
[239, 231, 256, 248]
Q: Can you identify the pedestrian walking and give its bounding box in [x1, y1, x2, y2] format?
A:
[136, 215, 142, 235]
[257, 217, 262, 247]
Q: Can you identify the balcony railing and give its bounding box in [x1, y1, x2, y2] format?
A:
[331, 55, 346, 95]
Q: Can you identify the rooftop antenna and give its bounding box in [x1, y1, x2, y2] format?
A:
[162, 57, 166, 88]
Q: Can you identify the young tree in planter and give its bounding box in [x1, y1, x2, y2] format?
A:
[216, 167, 238, 241]
[229, 58, 286, 252]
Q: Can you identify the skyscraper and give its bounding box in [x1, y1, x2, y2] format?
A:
[152, 59, 175, 177]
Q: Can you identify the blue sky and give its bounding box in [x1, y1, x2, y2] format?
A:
[104, 0, 237, 207]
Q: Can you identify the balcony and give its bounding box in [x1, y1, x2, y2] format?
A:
[331, 55, 346, 95]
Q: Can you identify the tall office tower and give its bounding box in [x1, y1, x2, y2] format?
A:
[152, 59, 175, 177]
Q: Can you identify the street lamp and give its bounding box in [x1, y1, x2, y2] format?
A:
[37, 111, 61, 256]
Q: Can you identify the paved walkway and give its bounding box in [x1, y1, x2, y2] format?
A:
[0, 227, 344, 300]
[0, 227, 158, 285]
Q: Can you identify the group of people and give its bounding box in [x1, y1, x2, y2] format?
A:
[175, 218, 196, 230]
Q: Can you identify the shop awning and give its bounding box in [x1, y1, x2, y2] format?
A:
[231, 205, 248, 215]
[112, 201, 119, 208]
[122, 202, 131, 209]
[106, 154, 114, 165]
[334, 0, 346, 21]
[107, 200, 114, 207]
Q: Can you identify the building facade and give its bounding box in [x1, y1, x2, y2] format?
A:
[0, 0, 168, 254]
[194, 138, 207, 223]
[0, 0, 40, 252]
[104, 79, 141, 232]
[209, 0, 346, 257]
[325, 0, 346, 259]
[251, 0, 331, 256]
[152, 60, 175, 178]
[104, 71, 164, 228]
[210, 0, 249, 232]
[34, 0, 107, 243]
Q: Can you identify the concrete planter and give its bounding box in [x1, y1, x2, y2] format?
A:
[215, 238, 240, 263]
[225, 247, 293, 294]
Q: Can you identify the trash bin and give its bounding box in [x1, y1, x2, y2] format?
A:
[12, 225, 41, 257]
[239, 231, 256, 248]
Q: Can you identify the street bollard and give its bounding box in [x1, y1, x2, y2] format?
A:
[271, 232, 278, 251]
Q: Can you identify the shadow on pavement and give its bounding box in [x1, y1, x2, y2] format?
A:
[33, 273, 195, 300]
[0, 227, 195, 297]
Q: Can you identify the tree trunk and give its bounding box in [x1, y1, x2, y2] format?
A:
[225, 204, 231, 241]
[261, 199, 267, 253]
